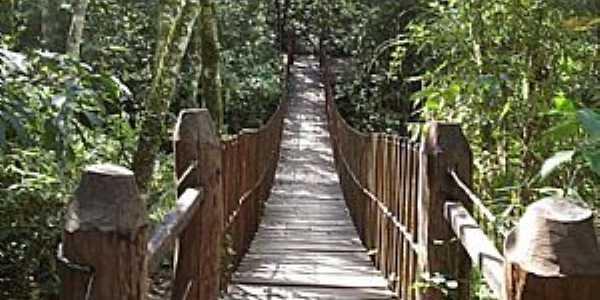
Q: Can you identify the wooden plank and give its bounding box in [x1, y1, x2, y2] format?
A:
[224, 284, 394, 300]
[147, 188, 203, 272]
[232, 274, 389, 288]
[444, 202, 504, 298]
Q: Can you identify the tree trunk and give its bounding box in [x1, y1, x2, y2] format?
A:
[0, 0, 15, 34]
[132, 0, 200, 191]
[183, 27, 203, 108]
[282, 0, 290, 51]
[66, 0, 90, 58]
[199, 0, 224, 132]
[42, 0, 69, 52]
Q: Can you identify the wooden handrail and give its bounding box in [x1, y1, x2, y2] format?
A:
[335, 138, 419, 252]
[322, 54, 423, 299]
[147, 188, 204, 272]
[444, 201, 504, 298]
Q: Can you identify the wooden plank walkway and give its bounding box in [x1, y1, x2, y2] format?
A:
[223, 58, 395, 299]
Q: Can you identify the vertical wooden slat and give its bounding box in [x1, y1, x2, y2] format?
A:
[402, 139, 412, 300]
[233, 136, 243, 264]
[408, 144, 419, 300]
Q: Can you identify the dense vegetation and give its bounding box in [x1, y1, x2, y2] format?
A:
[1, 0, 599, 299]
[0, 0, 282, 298]
[331, 1, 600, 216]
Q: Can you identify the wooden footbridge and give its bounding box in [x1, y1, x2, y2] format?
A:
[58, 55, 600, 300]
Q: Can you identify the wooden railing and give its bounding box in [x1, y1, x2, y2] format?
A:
[323, 56, 424, 300]
[321, 54, 600, 300]
[58, 62, 288, 300]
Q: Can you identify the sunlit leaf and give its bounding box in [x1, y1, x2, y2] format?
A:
[540, 150, 575, 179]
[553, 93, 575, 113]
[51, 95, 67, 109]
[578, 109, 600, 140]
[583, 149, 600, 176]
[544, 117, 579, 140]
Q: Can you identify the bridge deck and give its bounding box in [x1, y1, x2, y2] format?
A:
[223, 58, 395, 299]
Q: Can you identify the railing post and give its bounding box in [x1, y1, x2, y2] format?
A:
[172, 109, 223, 300]
[504, 197, 600, 300]
[61, 164, 147, 300]
[418, 122, 472, 300]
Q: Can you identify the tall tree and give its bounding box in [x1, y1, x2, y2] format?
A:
[0, 0, 15, 35]
[183, 26, 203, 108]
[65, 0, 90, 58]
[133, 0, 201, 190]
[199, 0, 224, 131]
[41, 0, 70, 52]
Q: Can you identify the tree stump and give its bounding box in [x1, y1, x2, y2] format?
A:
[504, 197, 600, 299]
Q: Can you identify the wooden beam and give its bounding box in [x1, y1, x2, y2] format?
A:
[61, 164, 147, 300]
[444, 201, 504, 299]
[418, 122, 472, 300]
[147, 188, 204, 272]
[172, 108, 223, 300]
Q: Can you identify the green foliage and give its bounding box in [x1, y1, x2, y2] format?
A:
[219, 0, 282, 133]
[389, 0, 600, 207]
[0, 49, 135, 298]
[1, 0, 286, 297]
[319, 0, 419, 133]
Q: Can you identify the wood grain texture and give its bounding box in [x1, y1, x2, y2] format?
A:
[324, 57, 423, 299]
[172, 109, 223, 300]
[147, 188, 203, 273]
[222, 58, 394, 299]
[418, 123, 473, 300]
[504, 197, 600, 300]
[61, 164, 147, 300]
[444, 202, 504, 298]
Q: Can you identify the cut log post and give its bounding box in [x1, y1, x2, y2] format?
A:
[418, 122, 472, 300]
[172, 109, 223, 300]
[504, 197, 600, 300]
[61, 164, 146, 300]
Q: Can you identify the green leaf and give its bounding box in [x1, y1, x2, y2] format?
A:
[540, 150, 575, 179]
[425, 97, 440, 111]
[544, 116, 579, 140]
[499, 101, 511, 120]
[553, 93, 576, 112]
[51, 94, 67, 109]
[583, 149, 600, 176]
[578, 109, 600, 140]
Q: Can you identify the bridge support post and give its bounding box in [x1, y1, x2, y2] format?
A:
[418, 123, 472, 300]
[504, 197, 600, 300]
[61, 164, 147, 300]
[172, 109, 223, 300]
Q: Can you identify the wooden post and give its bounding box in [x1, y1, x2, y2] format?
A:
[418, 122, 472, 300]
[172, 109, 223, 300]
[61, 164, 146, 300]
[504, 197, 600, 300]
